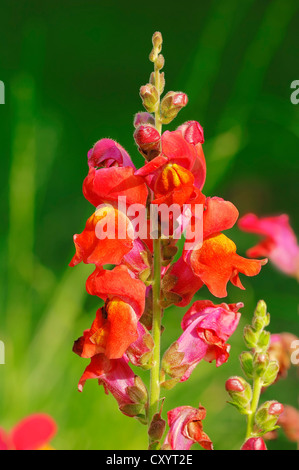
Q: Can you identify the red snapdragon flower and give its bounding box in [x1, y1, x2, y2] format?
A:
[135, 128, 206, 206]
[86, 265, 146, 318]
[164, 197, 266, 300]
[238, 213, 299, 279]
[185, 233, 267, 297]
[69, 206, 134, 267]
[162, 405, 213, 450]
[73, 265, 146, 359]
[0, 414, 57, 450]
[84, 166, 148, 208]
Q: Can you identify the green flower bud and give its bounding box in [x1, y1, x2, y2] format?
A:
[140, 84, 159, 113]
[225, 376, 252, 411]
[255, 401, 284, 434]
[253, 353, 270, 378]
[243, 325, 258, 349]
[239, 351, 254, 378]
[257, 330, 270, 352]
[254, 300, 268, 319]
[262, 360, 279, 387]
[152, 31, 163, 49]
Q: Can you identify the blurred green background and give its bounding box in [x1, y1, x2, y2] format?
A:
[0, 0, 298, 450]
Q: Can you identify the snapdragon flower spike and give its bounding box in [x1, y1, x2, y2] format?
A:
[0, 414, 57, 450]
[162, 301, 243, 383]
[88, 138, 136, 169]
[69, 206, 134, 267]
[241, 437, 267, 450]
[77, 354, 148, 419]
[162, 405, 213, 450]
[238, 213, 299, 279]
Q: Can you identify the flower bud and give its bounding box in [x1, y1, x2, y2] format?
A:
[126, 376, 148, 405]
[255, 400, 284, 433]
[148, 413, 166, 442]
[133, 125, 161, 160]
[160, 91, 188, 124]
[177, 120, 204, 145]
[149, 32, 163, 62]
[262, 360, 279, 387]
[156, 54, 164, 70]
[253, 300, 270, 330]
[152, 31, 163, 49]
[133, 112, 155, 128]
[253, 352, 269, 378]
[239, 351, 254, 378]
[241, 437, 267, 450]
[257, 330, 271, 351]
[140, 84, 159, 113]
[225, 376, 252, 411]
[243, 325, 258, 349]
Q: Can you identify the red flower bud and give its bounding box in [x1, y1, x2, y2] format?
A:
[134, 125, 161, 153]
[268, 401, 284, 416]
[225, 377, 245, 393]
[241, 437, 267, 450]
[177, 120, 204, 145]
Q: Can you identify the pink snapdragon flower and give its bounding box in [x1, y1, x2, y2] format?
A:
[162, 405, 213, 450]
[88, 138, 135, 169]
[238, 213, 299, 279]
[162, 301, 243, 382]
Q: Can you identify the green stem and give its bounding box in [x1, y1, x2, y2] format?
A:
[246, 377, 263, 439]
[148, 238, 162, 426]
[148, 58, 163, 444]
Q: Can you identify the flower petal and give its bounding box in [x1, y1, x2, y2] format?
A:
[11, 414, 57, 451]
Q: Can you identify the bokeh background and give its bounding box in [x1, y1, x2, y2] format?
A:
[0, 0, 298, 450]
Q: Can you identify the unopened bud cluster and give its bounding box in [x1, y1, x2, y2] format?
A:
[138, 30, 188, 127]
[226, 300, 283, 442]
